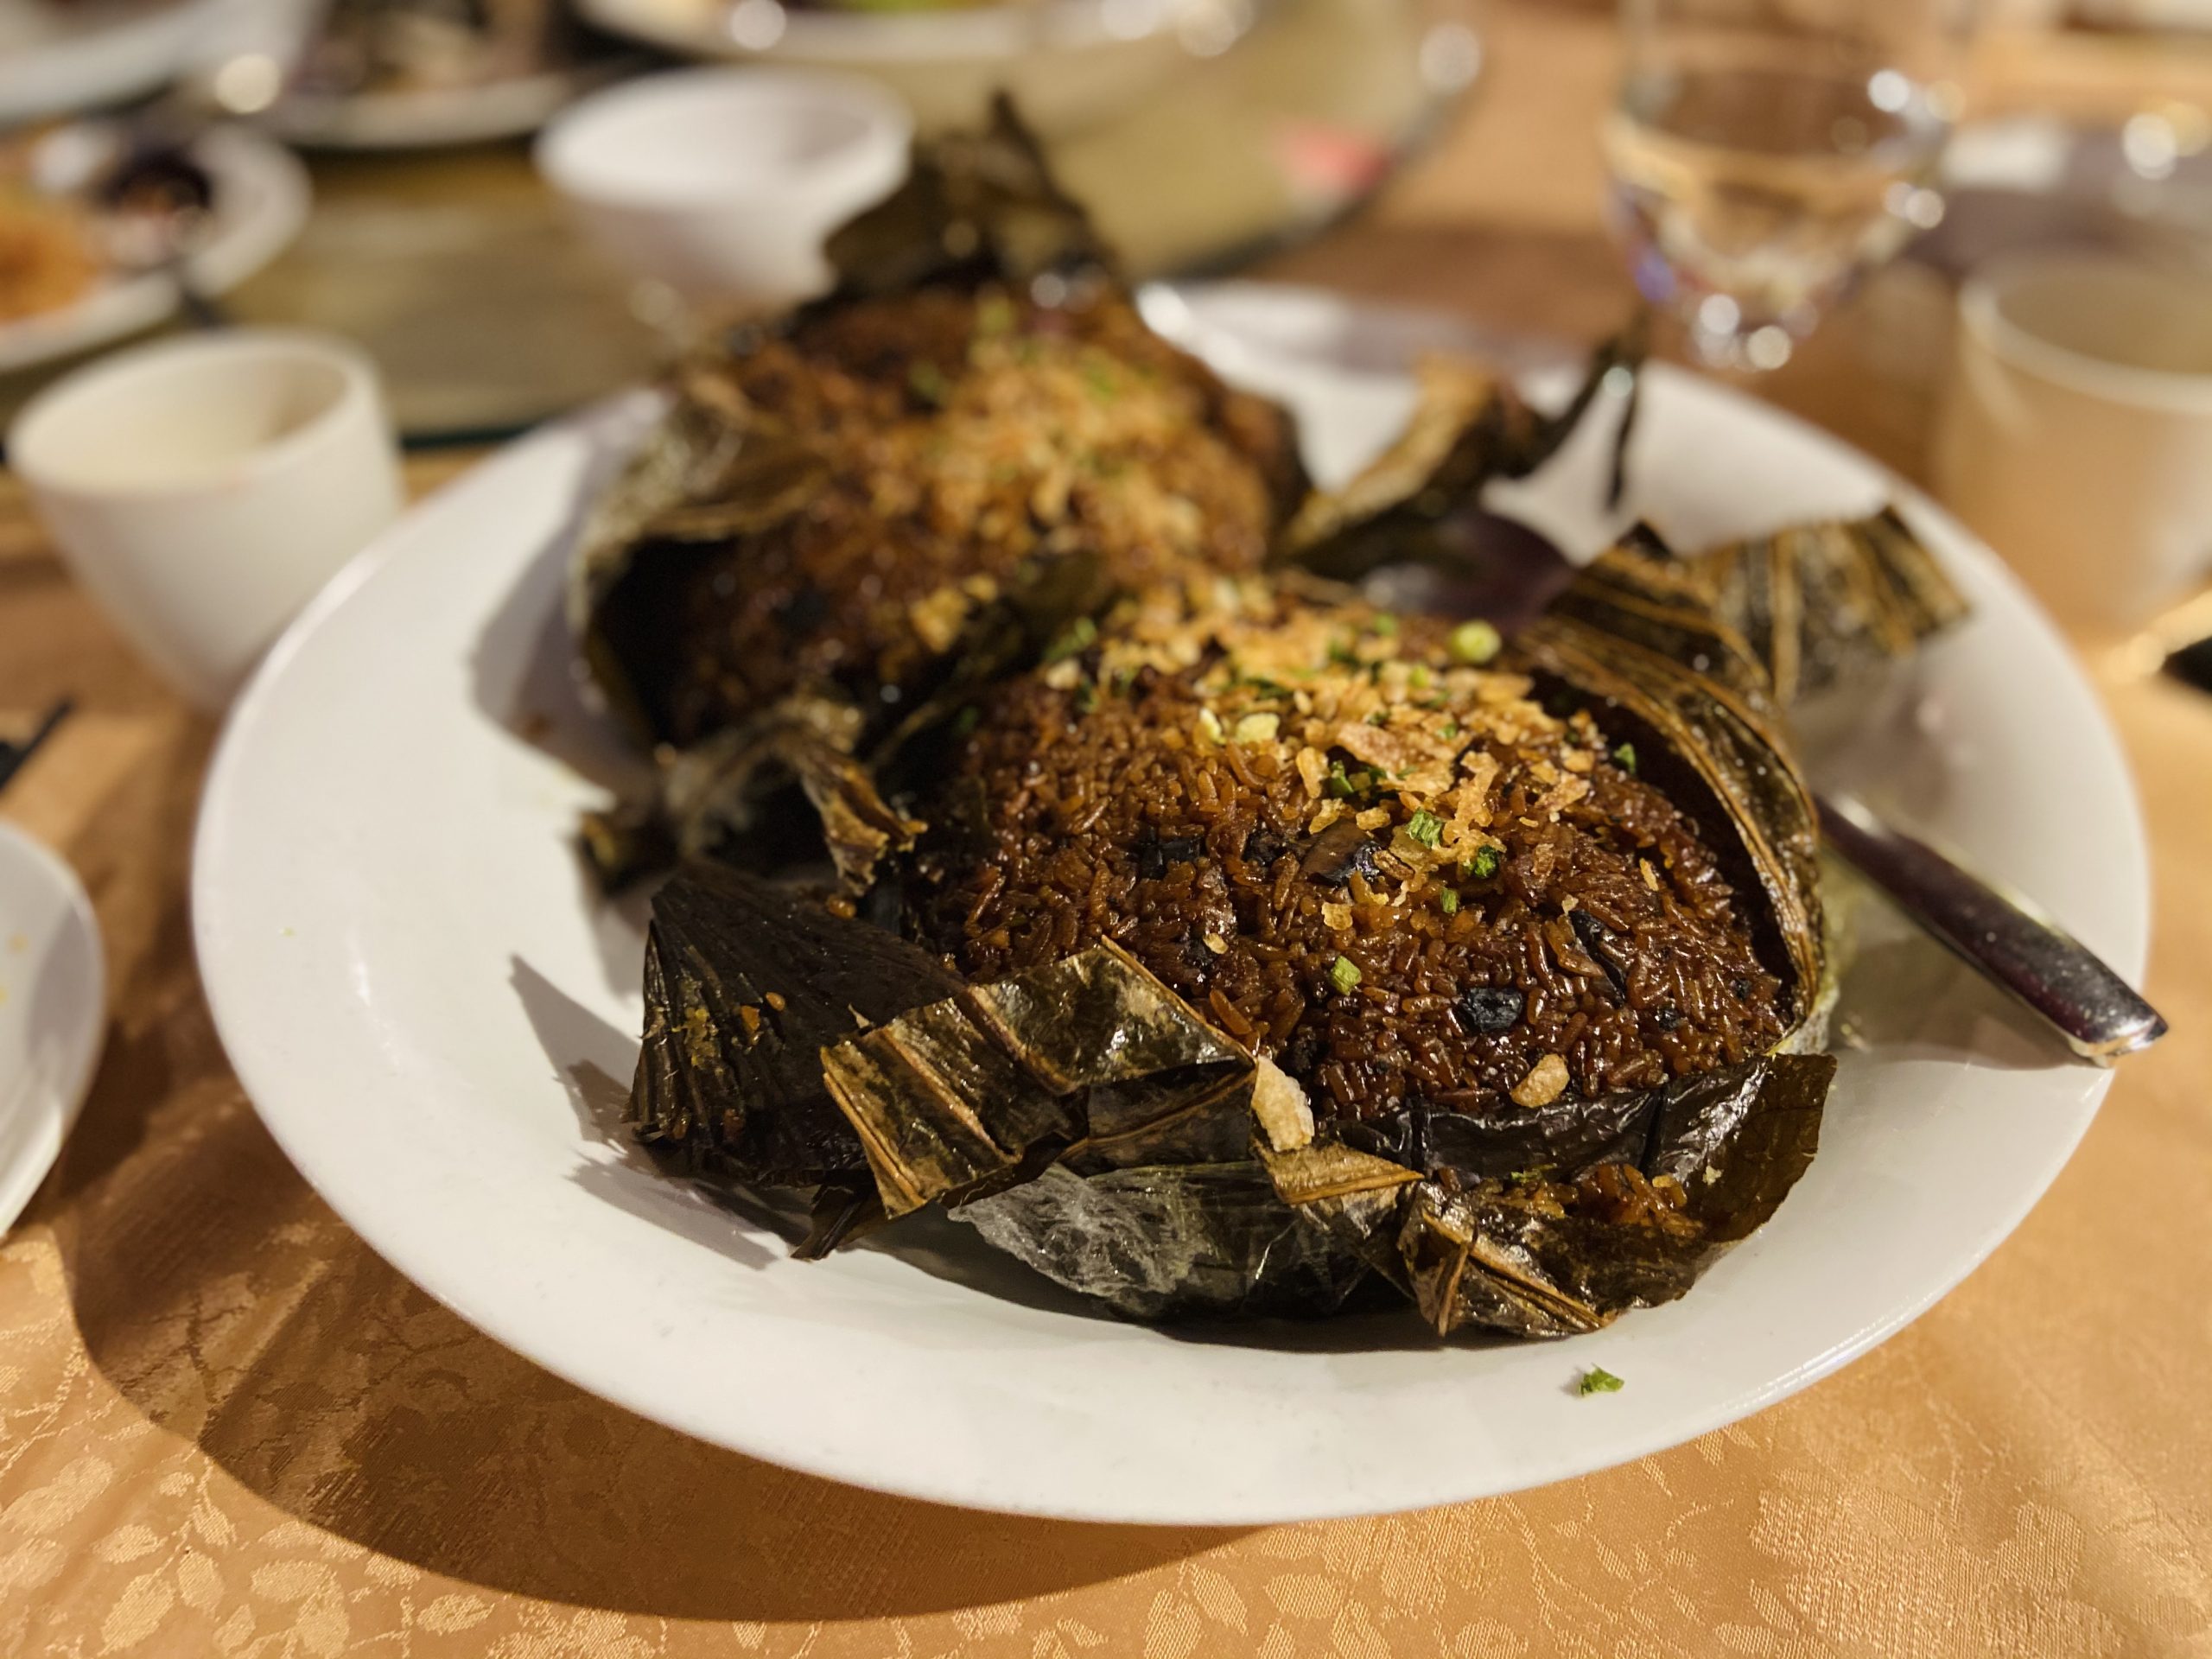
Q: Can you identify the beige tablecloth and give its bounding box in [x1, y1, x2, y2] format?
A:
[3, 8, 2209, 1653]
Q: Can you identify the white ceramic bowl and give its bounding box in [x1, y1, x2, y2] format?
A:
[10, 328, 403, 710]
[535, 67, 912, 307]
[1934, 251, 2212, 630]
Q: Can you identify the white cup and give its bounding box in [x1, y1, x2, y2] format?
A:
[10, 329, 403, 710]
[1932, 251, 2212, 630]
[535, 68, 912, 308]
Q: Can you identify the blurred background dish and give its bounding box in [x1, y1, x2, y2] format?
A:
[535, 67, 910, 308]
[192, 0, 645, 149]
[0, 122, 311, 372]
[0, 0, 226, 128]
[570, 0, 1259, 136]
[253, 61, 632, 149]
[1934, 248, 2212, 628]
[0, 815, 105, 1239]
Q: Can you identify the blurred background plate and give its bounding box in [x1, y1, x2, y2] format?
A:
[0, 124, 311, 374]
[0, 817, 105, 1238]
[257, 59, 634, 150]
[0, 0, 229, 127]
[572, 0, 1256, 135]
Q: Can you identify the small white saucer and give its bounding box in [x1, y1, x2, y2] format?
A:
[0, 820, 105, 1236]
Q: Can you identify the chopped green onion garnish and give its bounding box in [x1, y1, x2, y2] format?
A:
[1408, 664, 1432, 690]
[1329, 955, 1363, 995]
[1613, 742, 1637, 774]
[1465, 845, 1503, 880]
[1579, 1366, 1625, 1395]
[1407, 810, 1443, 848]
[1044, 615, 1099, 663]
[1365, 709, 1388, 726]
[1448, 620, 1502, 665]
[906, 361, 951, 405]
[1440, 720, 1461, 739]
[1075, 681, 1100, 715]
[1439, 888, 1459, 916]
[1327, 761, 1374, 798]
[1369, 613, 1398, 637]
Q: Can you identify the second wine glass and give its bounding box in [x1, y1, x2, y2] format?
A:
[1605, 0, 1972, 372]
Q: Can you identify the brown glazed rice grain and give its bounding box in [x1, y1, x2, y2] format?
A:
[596, 285, 1306, 747]
[906, 600, 1787, 1118]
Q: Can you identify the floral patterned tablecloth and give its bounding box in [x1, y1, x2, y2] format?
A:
[3, 6, 2209, 1652]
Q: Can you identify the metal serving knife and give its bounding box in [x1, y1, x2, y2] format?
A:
[1815, 794, 2164, 1063]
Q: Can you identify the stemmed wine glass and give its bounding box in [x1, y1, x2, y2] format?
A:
[1605, 0, 1974, 372]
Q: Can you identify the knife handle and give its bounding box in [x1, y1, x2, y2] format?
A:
[1817, 792, 2166, 1065]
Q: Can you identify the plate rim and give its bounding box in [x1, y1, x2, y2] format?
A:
[0, 124, 312, 375]
[0, 0, 227, 127]
[192, 285, 2151, 1522]
[574, 0, 1208, 64]
[0, 817, 108, 1234]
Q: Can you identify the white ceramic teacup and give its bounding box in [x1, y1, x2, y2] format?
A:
[535, 68, 912, 308]
[1932, 251, 2212, 631]
[9, 329, 403, 710]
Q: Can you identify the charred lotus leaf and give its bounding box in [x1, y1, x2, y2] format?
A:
[1334, 1086, 1662, 1181]
[955, 1162, 1376, 1321]
[1281, 324, 1646, 597]
[568, 391, 748, 743]
[576, 796, 677, 893]
[1280, 359, 1532, 570]
[631, 861, 963, 1185]
[569, 361, 842, 747]
[822, 941, 1256, 1218]
[1647, 506, 1969, 708]
[1646, 1049, 1831, 1245]
[580, 696, 925, 895]
[793, 1174, 886, 1262]
[1258, 1140, 1424, 1206]
[823, 995, 1079, 1217]
[1300, 1051, 1836, 1338]
[820, 94, 1115, 303]
[1519, 539, 1825, 1025]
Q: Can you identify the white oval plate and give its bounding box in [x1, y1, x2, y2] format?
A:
[258, 63, 627, 152]
[193, 283, 2149, 1524]
[0, 818, 105, 1236]
[571, 0, 1245, 134]
[0, 124, 311, 376]
[0, 0, 226, 127]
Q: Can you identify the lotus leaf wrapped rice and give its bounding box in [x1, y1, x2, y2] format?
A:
[588, 102, 1970, 1342]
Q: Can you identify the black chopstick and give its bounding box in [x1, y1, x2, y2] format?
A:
[0, 699, 73, 798]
